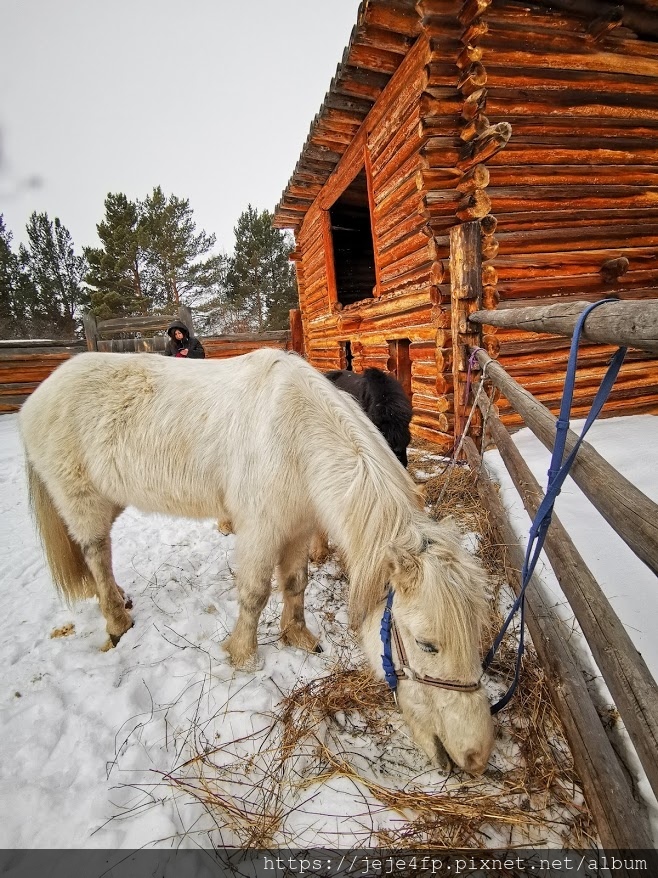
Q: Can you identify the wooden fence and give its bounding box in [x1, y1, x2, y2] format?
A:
[0, 308, 301, 413]
[452, 221, 658, 850]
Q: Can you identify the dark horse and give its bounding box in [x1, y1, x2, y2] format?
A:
[325, 368, 412, 467]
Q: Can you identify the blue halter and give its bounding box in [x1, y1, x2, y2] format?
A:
[380, 589, 482, 694]
[381, 300, 627, 714]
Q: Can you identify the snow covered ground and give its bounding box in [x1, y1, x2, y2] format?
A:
[0, 411, 656, 849]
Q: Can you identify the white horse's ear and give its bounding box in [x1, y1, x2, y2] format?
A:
[387, 546, 422, 593]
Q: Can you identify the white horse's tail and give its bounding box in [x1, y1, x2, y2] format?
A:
[26, 459, 95, 602]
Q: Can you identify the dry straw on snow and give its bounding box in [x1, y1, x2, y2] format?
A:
[154, 449, 596, 850]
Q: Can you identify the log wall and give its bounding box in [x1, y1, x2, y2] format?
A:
[277, 0, 658, 447]
[295, 25, 464, 450]
[467, 0, 658, 425]
[0, 340, 87, 413]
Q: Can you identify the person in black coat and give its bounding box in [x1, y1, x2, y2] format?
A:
[164, 320, 205, 359]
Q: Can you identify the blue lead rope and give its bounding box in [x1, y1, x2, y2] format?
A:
[380, 590, 398, 690]
[484, 299, 627, 714]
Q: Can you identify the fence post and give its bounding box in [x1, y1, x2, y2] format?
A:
[82, 313, 98, 351]
[289, 309, 305, 355]
[449, 221, 483, 450]
[177, 305, 194, 336]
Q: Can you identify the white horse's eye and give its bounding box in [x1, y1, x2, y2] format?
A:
[416, 640, 438, 654]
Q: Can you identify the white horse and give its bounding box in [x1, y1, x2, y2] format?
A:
[19, 348, 494, 774]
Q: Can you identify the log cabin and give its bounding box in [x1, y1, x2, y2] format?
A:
[273, 0, 658, 449]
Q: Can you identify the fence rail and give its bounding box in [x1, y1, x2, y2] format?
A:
[450, 220, 658, 851]
[469, 299, 658, 355]
[0, 317, 296, 413]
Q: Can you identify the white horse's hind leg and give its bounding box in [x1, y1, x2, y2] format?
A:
[81, 535, 133, 645]
[308, 530, 330, 565]
[279, 538, 321, 653]
[59, 492, 132, 645]
[223, 540, 274, 671]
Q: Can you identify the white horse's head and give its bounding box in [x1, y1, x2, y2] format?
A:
[360, 519, 494, 775]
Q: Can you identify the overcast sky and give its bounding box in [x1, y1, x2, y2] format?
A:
[1, 0, 360, 254]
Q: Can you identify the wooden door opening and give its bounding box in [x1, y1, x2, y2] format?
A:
[388, 338, 412, 399]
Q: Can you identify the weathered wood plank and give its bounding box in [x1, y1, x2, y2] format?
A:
[450, 222, 483, 446]
[473, 348, 658, 577]
[470, 300, 658, 354]
[463, 435, 655, 851]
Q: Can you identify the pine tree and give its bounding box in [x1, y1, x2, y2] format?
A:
[84, 193, 151, 320]
[0, 215, 33, 337]
[85, 189, 224, 320]
[141, 186, 225, 310]
[19, 212, 89, 337]
[226, 206, 298, 331]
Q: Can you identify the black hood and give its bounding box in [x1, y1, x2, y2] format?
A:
[166, 320, 190, 339]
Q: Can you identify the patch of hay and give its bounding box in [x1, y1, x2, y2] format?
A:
[50, 622, 75, 638]
[157, 445, 596, 849]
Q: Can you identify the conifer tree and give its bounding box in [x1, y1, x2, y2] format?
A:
[19, 212, 88, 336]
[85, 189, 224, 319]
[226, 206, 298, 331]
[0, 215, 33, 337]
[84, 193, 151, 320]
[141, 186, 225, 310]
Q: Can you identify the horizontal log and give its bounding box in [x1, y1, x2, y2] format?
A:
[483, 90, 658, 122]
[0, 395, 29, 410]
[498, 269, 658, 300]
[487, 185, 658, 214]
[473, 348, 658, 578]
[497, 289, 658, 310]
[409, 423, 452, 451]
[485, 63, 658, 99]
[488, 164, 658, 189]
[462, 435, 654, 850]
[469, 300, 658, 354]
[488, 246, 657, 281]
[529, 0, 658, 41]
[484, 47, 658, 79]
[95, 314, 172, 335]
[487, 116, 658, 137]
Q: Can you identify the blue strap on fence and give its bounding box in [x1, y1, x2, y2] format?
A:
[484, 299, 627, 714]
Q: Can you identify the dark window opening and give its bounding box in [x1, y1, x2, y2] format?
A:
[343, 340, 354, 371]
[329, 168, 376, 307]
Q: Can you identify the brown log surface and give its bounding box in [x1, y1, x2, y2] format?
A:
[470, 300, 658, 354]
